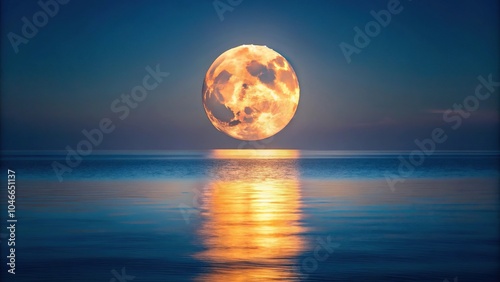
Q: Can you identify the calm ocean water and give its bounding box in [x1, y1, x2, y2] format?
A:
[1, 150, 499, 281]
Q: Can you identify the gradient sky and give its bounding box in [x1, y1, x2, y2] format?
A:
[1, 0, 499, 150]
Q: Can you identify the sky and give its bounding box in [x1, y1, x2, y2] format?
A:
[1, 0, 499, 151]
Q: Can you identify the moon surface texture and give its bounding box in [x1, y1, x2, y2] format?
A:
[202, 45, 300, 141]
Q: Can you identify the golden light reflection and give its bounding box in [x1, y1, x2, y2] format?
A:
[195, 151, 305, 281]
[210, 149, 300, 159]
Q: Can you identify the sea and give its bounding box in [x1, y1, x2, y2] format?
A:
[0, 150, 499, 281]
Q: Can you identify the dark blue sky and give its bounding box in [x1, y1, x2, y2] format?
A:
[1, 0, 499, 150]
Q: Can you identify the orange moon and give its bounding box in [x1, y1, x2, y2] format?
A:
[202, 45, 300, 141]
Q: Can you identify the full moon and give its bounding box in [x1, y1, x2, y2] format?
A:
[202, 45, 300, 141]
